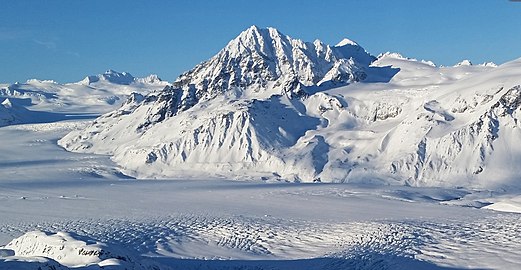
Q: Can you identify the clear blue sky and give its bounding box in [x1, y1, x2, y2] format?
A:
[1, 0, 520, 83]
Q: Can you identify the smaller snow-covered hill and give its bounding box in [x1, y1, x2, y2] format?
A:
[373, 52, 497, 84]
[373, 59, 521, 187]
[0, 231, 160, 270]
[80, 69, 136, 85]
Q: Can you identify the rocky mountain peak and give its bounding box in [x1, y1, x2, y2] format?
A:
[150, 26, 377, 128]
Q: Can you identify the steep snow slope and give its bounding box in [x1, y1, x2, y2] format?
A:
[60, 26, 518, 189]
[376, 66, 521, 187]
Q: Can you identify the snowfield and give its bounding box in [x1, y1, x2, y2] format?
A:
[1, 26, 521, 269]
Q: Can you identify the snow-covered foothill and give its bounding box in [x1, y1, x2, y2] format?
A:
[0, 71, 170, 129]
[484, 194, 521, 213]
[0, 98, 20, 126]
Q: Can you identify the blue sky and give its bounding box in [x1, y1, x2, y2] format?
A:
[1, 0, 520, 83]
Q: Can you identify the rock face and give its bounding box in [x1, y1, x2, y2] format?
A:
[60, 26, 521, 189]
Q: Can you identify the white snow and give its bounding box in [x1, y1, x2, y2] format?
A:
[0, 126, 519, 270]
[484, 194, 521, 213]
[1, 25, 520, 270]
[335, 38, 359, 47]
[480, 61, 498, 68]
[454, 59, 473, 66]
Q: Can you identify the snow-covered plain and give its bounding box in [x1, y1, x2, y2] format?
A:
[1, 27, 521, 269]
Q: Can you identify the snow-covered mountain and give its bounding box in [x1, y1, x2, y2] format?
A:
[173, 25, 375, 96]
[79, 70, 167, 86]
[80, 70, 135, 85]
[59, 26, 520, 189]
[0, 71, 169, 126]
[121, 25, 379, 131]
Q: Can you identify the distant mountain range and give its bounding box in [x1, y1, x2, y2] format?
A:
[0, 71, 168, 126]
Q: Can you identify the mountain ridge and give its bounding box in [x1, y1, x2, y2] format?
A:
[58, 26, 521, 189]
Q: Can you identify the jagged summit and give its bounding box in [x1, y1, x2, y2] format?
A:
[165, 25, 376, 112]
[101, 70, 135, 85]
[136, 74, 164, 84]
[230, 25, 282, 46]
[110, 26, 381, 130]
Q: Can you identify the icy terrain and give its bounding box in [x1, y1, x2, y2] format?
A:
[1, 120, 520, 269]
[0, 123, 520, 269]
[1, 26, 521, 269]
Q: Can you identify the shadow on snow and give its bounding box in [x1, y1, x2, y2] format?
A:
[152, 253, 489, 270]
